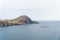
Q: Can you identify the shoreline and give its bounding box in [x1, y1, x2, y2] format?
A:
[0, 15, 39, 26]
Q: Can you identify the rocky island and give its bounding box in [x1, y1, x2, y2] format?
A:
[0, 15, 39, 26]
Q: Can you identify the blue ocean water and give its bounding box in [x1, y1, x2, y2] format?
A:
[0, 21, 60, 40]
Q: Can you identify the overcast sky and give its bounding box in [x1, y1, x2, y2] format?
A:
[0, 0, 60, 21]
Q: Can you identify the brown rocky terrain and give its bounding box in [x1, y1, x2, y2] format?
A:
[0, 15, 39, 26]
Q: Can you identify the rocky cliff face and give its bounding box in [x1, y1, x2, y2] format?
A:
[0, 15, 39, 26]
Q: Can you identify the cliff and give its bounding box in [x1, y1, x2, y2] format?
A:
[0, 15, 39, 26]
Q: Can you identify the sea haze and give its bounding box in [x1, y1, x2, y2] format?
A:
[0, 21, 60, 40]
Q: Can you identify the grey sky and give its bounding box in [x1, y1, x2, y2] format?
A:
[0, 0, 60, 21]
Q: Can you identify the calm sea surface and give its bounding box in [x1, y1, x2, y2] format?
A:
[0, 21, 60, 40]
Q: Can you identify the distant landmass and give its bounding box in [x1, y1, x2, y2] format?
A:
[0, 15, 39, 26]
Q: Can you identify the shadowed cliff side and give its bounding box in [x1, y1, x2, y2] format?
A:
[0, 15, 39, 26]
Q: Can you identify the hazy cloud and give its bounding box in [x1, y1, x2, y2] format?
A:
[0, 0, 60, 20]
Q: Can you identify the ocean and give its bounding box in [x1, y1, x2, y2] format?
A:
[0, 21, 60, 40]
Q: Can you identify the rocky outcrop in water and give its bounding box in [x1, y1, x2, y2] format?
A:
[0, 15, 39, 26]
